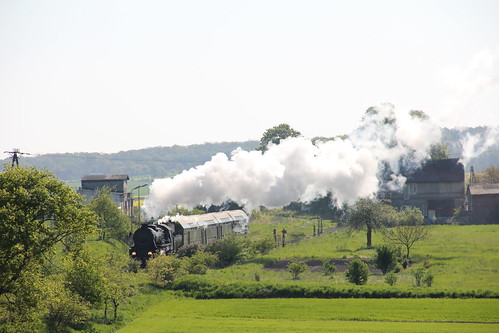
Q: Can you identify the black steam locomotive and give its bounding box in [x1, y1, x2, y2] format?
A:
[129, 210, 249, 264]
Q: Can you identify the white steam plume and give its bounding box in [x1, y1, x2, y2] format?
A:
[460, 126, 499, 168]
[143, 104, 441, 217]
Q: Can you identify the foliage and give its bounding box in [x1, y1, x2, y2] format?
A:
[412, 267, 426, 287]
[0, 166, 96, 330]
[477, 166, 499, 183]
[287, 261, 308, 280]
[373, 244, 402, 275]
[176, 243, 204, 258]
[346, 197, 397, 247]
[345, 259, 370, 285]
[87, 186, 129, 241]
[385, 272, 398, 286]
[9, 141, 259, 180]
[170, 274, 497, 299]
[44, 279, 91, 331]
[101, 254, 135, 322]
[147, 255, 186, 287]
[183, 250, 219, 275]
[167, 205, 206, 216]
[430, 141, 450, 159]
[65, 249, 106, 306]
[423, 270, 434, 287]
[0, 264, 44, 333]
[205, 235, 250, 267]
[256, 123, 301, 152]
[381, 207, 429, 259]
[322, 260, 337, 277]
[250, 237, 276, 255]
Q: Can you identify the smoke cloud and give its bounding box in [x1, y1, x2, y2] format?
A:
[143, 104, 441, 217]
[460, 126, 499, 168]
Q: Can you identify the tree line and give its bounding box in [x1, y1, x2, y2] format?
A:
[2, 126, 497, 181]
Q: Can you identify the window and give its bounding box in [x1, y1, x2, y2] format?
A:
[410, 184, 417, 195]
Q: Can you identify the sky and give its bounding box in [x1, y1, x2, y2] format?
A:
[1, 0, 499, 156]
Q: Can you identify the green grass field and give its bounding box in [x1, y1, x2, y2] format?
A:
[203, 223, 499, 291]
[103, 215, 499, 332]
[117, 297, 499, 333]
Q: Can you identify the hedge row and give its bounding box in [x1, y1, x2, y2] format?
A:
[170, 275, 498, 299]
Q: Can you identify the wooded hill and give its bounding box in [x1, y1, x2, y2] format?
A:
[3, 141, 259, 181]
[2, 126, 498, 181]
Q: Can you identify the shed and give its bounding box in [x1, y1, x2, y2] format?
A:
[466, 184, 499, 224]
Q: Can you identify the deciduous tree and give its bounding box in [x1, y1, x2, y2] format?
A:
[256, 123, 301, 152]
[346, 197, 397, 247]
[381, 207, 429, 260]
[87, 186, 129, 241]
[0, 166, 96, 330]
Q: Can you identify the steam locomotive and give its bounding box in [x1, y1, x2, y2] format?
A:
[129, 210, 249, 264]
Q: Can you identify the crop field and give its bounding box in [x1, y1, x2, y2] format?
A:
[117, 297, 499, 332]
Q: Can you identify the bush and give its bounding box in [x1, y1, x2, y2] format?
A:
[45, 283, 91, 331]
[373, 244, 401, 275]
[385, 272, 397, 286]
[345, 259, 369, 285]
[251, 237, 276, 255]
[423, 270, 434, 287]
[287, 261, 308, 280]
[176, 243, 203, 258]
[205, 235, 249, 267]
[147, 255, 186, 287]
[322, 260, 337, 277]
[412, 267, 425, 287]
[183, 250, 218, 275]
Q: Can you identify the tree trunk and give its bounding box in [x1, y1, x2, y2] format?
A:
[366, 226, 372, 247]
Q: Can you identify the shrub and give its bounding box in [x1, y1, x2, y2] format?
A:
[176, 243, 203, 258]
[385, 272, 397, 286]
[287, 261, 308, 280]
[44, 280, 91, 331]
[205, 235, 249, 267]
[423, 270, 434, 287]
[147, 255, 186, 287]
[183, 250, 218, 275]
[251, 237, 276, 255]
[322, 260, 337, 277]
[373, 244, 401, 275]
[412, 267, 425, 287]
[345, 259, 369, 285]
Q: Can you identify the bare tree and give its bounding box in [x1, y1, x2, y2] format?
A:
[381, 207, 429, 260]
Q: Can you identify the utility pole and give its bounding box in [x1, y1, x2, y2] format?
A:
[470, 166, 477, 184]
[131, 184, 148, 227]
[4, 148, 31, 167]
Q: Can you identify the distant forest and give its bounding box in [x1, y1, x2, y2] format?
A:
[3, 141, 259, 181]
[2, 127, 498, 181]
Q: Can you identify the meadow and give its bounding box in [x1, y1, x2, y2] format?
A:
[111, 214, 499, 332]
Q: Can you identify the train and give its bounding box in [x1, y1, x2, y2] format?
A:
[129, 210, 249, 264]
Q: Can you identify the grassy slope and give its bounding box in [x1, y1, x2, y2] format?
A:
[110, 217, 499, 332]
[205, 224, 499, 291]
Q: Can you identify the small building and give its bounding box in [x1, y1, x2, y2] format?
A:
[466, 184, 499, 224]
[389, 158, 465, 219]
[78, 174, 133, 216]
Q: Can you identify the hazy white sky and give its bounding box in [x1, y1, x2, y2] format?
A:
[1, 0, 499, 155]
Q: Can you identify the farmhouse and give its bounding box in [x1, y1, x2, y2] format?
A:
[389, 158, 465, 220]
[466, 184, 499, 224]
[77, 174, 133, 216]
